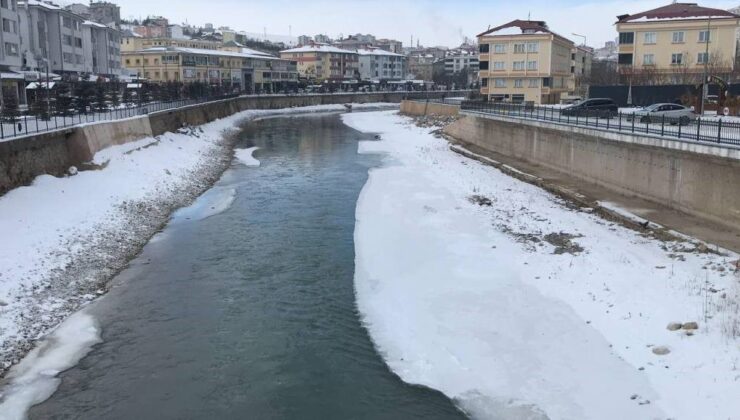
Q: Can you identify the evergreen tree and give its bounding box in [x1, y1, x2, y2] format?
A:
[109, 83, 121, 109]
[54, 83, 74, 116]
[2, 92, 20, 123]
[74, 81, 95, 114]
[94, 82, 108, 113]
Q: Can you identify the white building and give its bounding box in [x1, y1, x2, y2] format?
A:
[357, 47, 406, 81]
[168, 24, 185, 40]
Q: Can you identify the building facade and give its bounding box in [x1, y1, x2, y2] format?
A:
[616, 3, 740, 84]
[121, 36, 220, 53]
[280, 43, 358, 82]
[123, 46, 298, 92]
[477, 20, 574, 104]
[357, 47, 405, 81]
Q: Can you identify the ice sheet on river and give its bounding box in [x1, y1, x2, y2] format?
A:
[344, 110, 740, 420]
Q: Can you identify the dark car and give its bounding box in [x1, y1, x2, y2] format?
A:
[561, 98, 618, 118]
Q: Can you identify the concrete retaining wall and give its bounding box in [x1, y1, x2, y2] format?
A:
[444, 113, 740, 230]
[400, 100, 460, 117]
[0, 91, 469, 195]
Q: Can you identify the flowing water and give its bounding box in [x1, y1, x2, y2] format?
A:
[27, 113, 467, 419]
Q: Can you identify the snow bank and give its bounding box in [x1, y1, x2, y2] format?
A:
[0, 311, 100, 420]
[235, 147, 261, 167]
[0, 102, 398, 383]
[345, 111, 740, 420]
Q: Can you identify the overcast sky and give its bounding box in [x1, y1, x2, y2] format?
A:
[109, 0, 740, 47]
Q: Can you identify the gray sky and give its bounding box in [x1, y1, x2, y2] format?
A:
[110, 0, 740, 47]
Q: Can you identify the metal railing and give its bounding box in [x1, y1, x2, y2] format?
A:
[0, 94, 239, 140]
[459, 101, 740, 147]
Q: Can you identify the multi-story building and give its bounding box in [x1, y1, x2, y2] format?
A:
[121, 36, 220, 53]
[122, 46, 298, 92]
[616, 3, 740, 83]
[83, 20, 121, 76]
[89, 1, 119, 28]
[375, 38, 403, 54]
[407, 53, 435, 81]
[443, 50, 479, 74]
[569, 45, 593, 98]
[477, 19, 575, 104]
[357, 47, 405, 81]
[280, 43, 358, 82]
[334, 34, 375, 51]
[19, 0, 89, 76]
[314, 34, 331, 44]
[297, 35, 312, 46]
[0, 0, 23, 103]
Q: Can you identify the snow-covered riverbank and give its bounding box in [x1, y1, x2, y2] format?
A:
[0, 103, 398, 385]
[347, 111, 740, 420]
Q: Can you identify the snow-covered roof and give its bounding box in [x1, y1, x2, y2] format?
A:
[137, 46, 284, 61]
[281, 44, 356, 54]
[356, 48, 404, 57]
[617, 3, 740, 23]
[19, 0, 62, 10]
[83, 20, 108, 29]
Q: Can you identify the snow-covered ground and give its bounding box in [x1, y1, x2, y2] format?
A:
[0, 102, 398, 384]
[346, 111, 740, 420]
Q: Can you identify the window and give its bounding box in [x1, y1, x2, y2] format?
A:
[527, 60, 537, 70]
[618, 53, 633, 65]
[643, 32, 656, 44]
[699, 30, 710, 43]
[513, 43, 525, 53]
[75, 37, 82, 48]
[528, 78, 539, 88]
[672, 31, 685, 43]
[493, 61, 505, 70]
[63, 35, 72, 46]
[526, 42, 539, 53]
[542, 77, 551, 87]
[619, 32, 634, 45]
[513, 60, 525, 70]
[643, 54, 654, 65]
[481, 78, 488, 87]
[4, 42, 17, 56]
[671, 53, 684, 65]
[75, 54, 82, 64]
[479, 44, 489, 53]
[514, 79, 523, 88]
[62, 16, 71, 29]
[479, 60, 489, 70]
[0, 0, 7, 8]
[2, 18, 16, 34]
[63, 52, 73, 63]
[493, 43, 506, 53]
[125, 59, 130, 65]
[697, 52, 708, 64]
[494, 78, 506, 87]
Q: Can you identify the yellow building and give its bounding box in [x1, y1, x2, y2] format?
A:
[279, 43, 359, 82]
[122, 47, 298, 92]
[477, 20, 575, 104]
[616, 3, 740, 83]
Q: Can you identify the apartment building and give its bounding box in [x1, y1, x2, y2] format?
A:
[83, 20, 121, 76]
[616, 3, 740, 83]
[407, 53, 435, 81]
[19, 0, 89, 75]
[477, 20, 574, 104]
[122, 46, 298, 92]
[569, 45, 593, 98]
[357, 47, 405, 81]
[0, 0, 23, 103]
[280, 43, 358, 82]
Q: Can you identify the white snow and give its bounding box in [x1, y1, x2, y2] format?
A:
[0, 102, 398, 385]
[345, 111, 740, 420]
[234, 147, 261, 167]
[0, 311, 100, 420]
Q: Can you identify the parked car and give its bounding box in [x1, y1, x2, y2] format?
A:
[627, 103, 697, 126]
[561, 98, 618, 118]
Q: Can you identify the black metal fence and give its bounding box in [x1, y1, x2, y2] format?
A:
[459, 101, 740, 147]
[0, 94, 239, 140]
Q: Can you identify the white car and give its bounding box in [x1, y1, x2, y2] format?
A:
[629, 103, 697, 126]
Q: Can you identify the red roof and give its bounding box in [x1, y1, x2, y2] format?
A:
[477, 19, 570, 43]
[617, 3, 740, 23]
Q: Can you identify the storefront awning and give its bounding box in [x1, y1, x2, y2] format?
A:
[0, 71, 25, 80]
[26, 82, 56, 89]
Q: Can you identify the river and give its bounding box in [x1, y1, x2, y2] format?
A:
[27, 113, 467, 419]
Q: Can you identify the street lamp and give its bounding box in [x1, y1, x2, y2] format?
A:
[571, 33, 587, 46]
[700, 17, 711, 115]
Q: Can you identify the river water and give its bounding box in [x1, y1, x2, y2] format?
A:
[27, 113, 467, 419]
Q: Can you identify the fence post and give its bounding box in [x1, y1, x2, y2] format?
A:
[661, 115, 665, 137]
[631, 113, 635, 133]
[717, 119, 722, 143]
[677, 119, 681, 139]
[696, 118, 701, 142]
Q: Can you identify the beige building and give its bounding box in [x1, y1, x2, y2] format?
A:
[280, 43, 358, 82]
[477, 20, 574, 104]
[122, 46, 298, 92]
[616, 3, 740, 83]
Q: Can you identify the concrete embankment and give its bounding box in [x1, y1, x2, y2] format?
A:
[0, 91, 468, 195]
[399, 100, 459, 117]
[441, 110, 740, 233]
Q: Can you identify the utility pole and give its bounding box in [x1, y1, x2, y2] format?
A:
[700, 17, 711, 115]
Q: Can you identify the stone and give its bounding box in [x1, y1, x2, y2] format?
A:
[652, 346, 671, 356]
[666, 322, 682, 331]
[682, 322, 699, 330]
